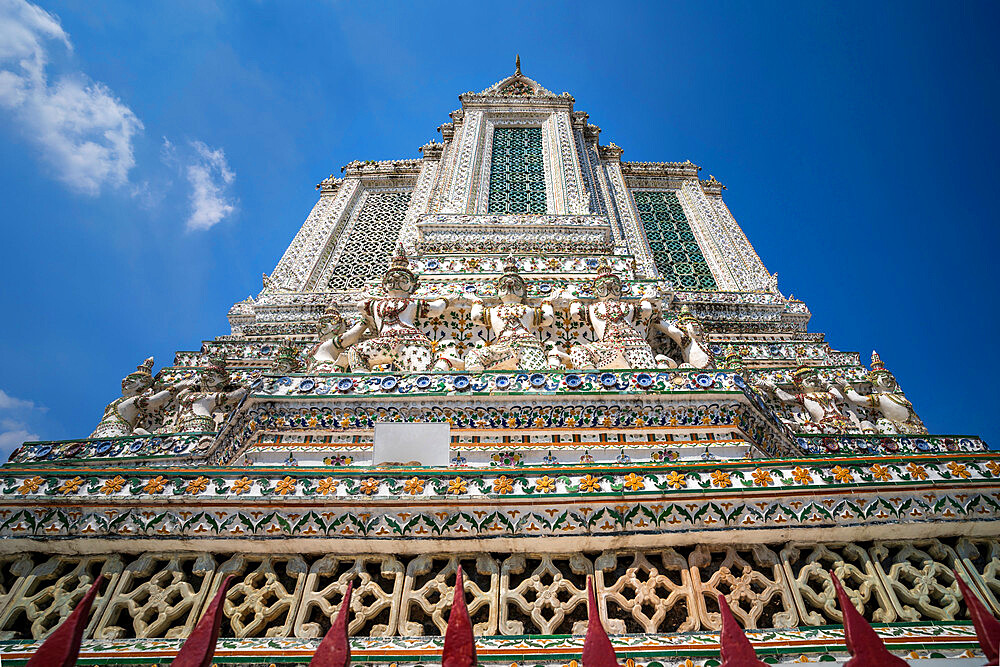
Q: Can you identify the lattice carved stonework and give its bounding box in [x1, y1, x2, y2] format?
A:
[780, 542, 897, 625]
[214, 554, 308, 638]
[956, 538, 1000, 615]
[488, 127, 546, 214]
[594, 549, 696, 634]
[94, 552, 216, 639]
[293, 555, 404, 638]
[0, 543, 986, 640]
[0, 554, 122, 640]
[869, 540, 963, 621]
[633, 190, 718, 290]
[398, 554, 499, 636]
[0, 555, 31, 622]
[326, 190, 412, 291]
[688, 544, 798, 630]
[500, 554, 591, 635]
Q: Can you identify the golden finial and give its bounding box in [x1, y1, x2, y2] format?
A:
[515, 54, 521, 75]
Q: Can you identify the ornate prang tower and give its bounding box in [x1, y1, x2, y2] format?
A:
[1, 62, 996, 666]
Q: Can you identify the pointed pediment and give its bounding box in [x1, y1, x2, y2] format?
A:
[480, 58, 555, 97]
[481, 72, 553, 97]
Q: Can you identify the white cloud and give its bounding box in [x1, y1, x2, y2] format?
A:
[0, 0, 69, 68]
[185, 140, 237, 230]
[0, 426, 38, 452]
[160, 136, 176, 162]
[0, 388, 34, 410]
[0, 392, 42, 460]
[0, 0, 143, 195]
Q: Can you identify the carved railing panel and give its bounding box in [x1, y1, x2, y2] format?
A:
[398, 554, 498, 636]
[0, 541, 985, 640]
[500, 553, 591, 635]
[689, 544, 797, 630]
[594, 549, 696, 633]
[956, 538, 1000, 615]
[0, 555, 33, 622]
[214, 554, 308, 638]
[869, 540, 963, 622]
[94, 552, 216, 639]
[780, 542, 896, 625]
[293, 555, 404, 638]
[0, 554, 122, 639]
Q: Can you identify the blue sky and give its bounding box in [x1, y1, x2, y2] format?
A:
[0, 0, 997, 456]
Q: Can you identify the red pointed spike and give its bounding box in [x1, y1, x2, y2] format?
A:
[582, 576, 619, 667]
[954, 568, 1000, 663]
[26, 574, 105, 667]
[442, 565, 476, 667]
[829, 571, 908, 667]
[310, 580, 353, 667]
[171, 574, 236, 667]
[717, 594, 768, 667]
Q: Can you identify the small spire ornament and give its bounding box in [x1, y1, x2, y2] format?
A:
[390, 244, 411, 270]
[170, 575, 236, 667]
[26, 575, 105, 667]
[871, 350, 885, 371]
[310, 581, 353, 667]
[206, 353, 228, 373]
[829, 571, 908, 666]
[502, 252, 519, 276]
[124, 357, 155, 385]
[717, 593, 767, 667]
[676, 304, 698, 326]
[953, 568, 1000, 664]
[136, 357, 155, 376]
[442, 566, 476, 667]
[582, 576, 619, 667]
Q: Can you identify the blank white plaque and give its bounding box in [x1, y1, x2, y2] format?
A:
[373, 422, 451, 466]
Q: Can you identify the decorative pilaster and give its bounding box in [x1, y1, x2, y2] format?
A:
[551, 111, 589, 215]
[707, 191, 773, 291]
[603, 151, 658, 278]
[676, 179, 740, 290]
[398, 154, 441, 250]
[440, 109, 485, 213]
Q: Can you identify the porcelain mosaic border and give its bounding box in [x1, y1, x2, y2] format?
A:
[0, 623, 983, 666]
[2, 456, 997, 540]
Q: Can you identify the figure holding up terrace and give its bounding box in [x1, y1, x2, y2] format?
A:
[465, 255, 555, 371]
[567, 260, 658, 370]
[338, 246, 454, 372]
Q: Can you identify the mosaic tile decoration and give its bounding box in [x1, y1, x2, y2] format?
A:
[488, 127, 546, 214]
[633, 190, 718, 290]
[0, 623, 984, 666]
[2, 454, 997, 540]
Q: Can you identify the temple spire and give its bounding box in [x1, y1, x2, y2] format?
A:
[515, 54, 521, 75]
